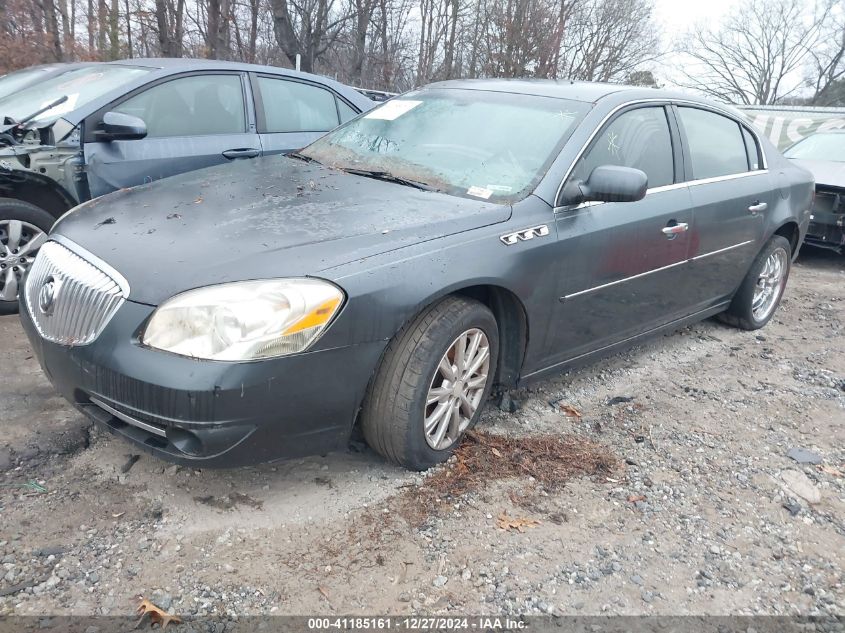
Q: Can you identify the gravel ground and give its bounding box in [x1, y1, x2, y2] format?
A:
[0, 248, 842, 621]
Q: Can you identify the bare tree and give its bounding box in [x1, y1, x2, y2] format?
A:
[269, 0, 348, 72]
[207, 0, 232, 58]
[560, 0, 659, 82]
[677, 0, 832, 105]
[807, 3, 845, 105]
[153, 0, 185, 56]
[42, 0, 64, 60]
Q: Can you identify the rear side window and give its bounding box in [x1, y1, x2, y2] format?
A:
[256, 77, 342, 133]
[742, 126, 762, 170]
[113, 74, 246, 138]
[678, 107, 749, 179]
[571, 106, 674, 189]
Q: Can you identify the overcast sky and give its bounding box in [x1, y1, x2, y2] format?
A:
[651, 0, 735, 88]
[652, 0, 734, 32]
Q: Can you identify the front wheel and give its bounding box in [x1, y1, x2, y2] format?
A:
[0, 198, 54, 315]
[719, 235, 791, 330]
[361, 296, 499, 471]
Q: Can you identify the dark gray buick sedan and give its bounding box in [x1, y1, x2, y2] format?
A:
[19, 80, 813, 470]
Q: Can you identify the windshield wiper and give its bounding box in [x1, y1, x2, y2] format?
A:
[1, 94, 69, 139]
[16, 95, 68, 126]
[287, 151, 321, 165]
[340, 167, 437, 192]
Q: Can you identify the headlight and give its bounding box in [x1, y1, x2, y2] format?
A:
[142, 279, 344, 361]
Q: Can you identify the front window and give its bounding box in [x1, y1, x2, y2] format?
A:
[301, 89, 590, 203]
[570, 106, 674, 189]
[0, 65, 150, 125]
[784, 133, 845, 162]
[113, 74, 246, 137]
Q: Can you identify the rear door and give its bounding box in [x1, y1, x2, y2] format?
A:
[83, 72, 261, 198]
[250, 73, 360, 155]
[674, 106, 769, 308]
[546, 104, 697, 366]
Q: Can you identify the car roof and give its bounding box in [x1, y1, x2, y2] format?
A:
[96, 58, 373, 110]
[426, 78, 641, 102]
[425, 78, 738, 110]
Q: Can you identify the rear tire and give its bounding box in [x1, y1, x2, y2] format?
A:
[718, 235, 791, 331]
[0, 198, 54, 315]
[361, 296, 499, 471]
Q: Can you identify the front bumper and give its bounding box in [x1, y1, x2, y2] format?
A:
[20, 298, 386, 467]
[805, 188, 845, 253]
[805, 215, 844, 253]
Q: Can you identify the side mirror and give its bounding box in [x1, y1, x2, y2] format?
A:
[561, 165, 648, 205]
[96, 111, 147, 141]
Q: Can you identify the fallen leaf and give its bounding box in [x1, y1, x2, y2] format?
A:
[818, 465, 843, 477]
[111, 512, 125, 519]
[491, 448, 502, 457]
[136, 598, 181, 629]
[627, 494, 646, 503]
[558, 403, 582, 418]
[496, 512, 540, 532]
[318, 585, 331, 603]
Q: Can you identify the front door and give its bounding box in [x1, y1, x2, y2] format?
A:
[84, 73, 261, 198]
[674, 106, 769, 308]
[545, 104, 698, 366]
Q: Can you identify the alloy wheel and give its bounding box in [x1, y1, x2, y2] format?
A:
[0, 219, 46, 302]
[751, 247, 788, 322]
[424, 327, 491, 451]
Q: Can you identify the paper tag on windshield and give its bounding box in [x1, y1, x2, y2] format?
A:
[467, 186, 493, 199]
[365, 100, 422, 121]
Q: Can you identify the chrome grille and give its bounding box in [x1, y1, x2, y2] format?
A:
[24, 240, 128, 346]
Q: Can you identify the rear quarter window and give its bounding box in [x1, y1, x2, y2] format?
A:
[741, 126, 762, 170]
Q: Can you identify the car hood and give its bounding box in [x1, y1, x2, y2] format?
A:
[53, 156, 511, 305]
[789, 158, 845, 189]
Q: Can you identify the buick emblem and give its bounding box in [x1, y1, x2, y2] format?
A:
[38, 276, 59, 316]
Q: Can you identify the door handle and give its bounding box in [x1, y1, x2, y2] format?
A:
[662, 222, 689, 238]
[222, 148, 261, 159]
[748, 201, 768, 214]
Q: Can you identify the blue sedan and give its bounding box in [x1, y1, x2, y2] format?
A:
[0, 59, 373, 312]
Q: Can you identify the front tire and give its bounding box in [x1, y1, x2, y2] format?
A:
[0, 198, 53, 315]
[361, 296, 499, 471]
[719, 235, 791, 330]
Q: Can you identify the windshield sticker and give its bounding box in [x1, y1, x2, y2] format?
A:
[485, 184, 513, 193]
[467, 186, 493, 199]
[365, 100, 422, 121]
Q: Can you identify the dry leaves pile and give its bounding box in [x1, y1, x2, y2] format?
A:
[399, 430, 618, 524]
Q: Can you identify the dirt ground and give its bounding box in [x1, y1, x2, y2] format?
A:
[0, 248, 842, 622]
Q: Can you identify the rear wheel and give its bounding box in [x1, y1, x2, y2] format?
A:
[361, 296, 499, 471]
[719, 235, 791, 330]
[0, 198, 53, 315]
